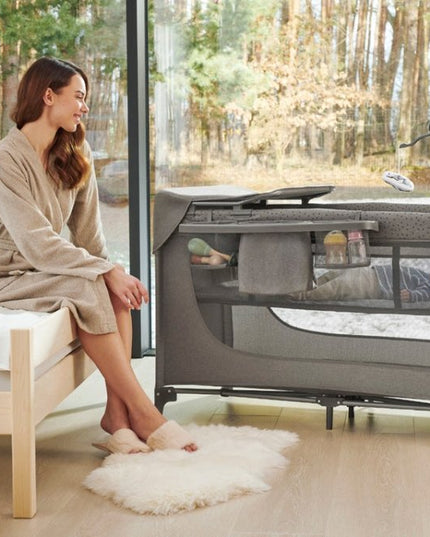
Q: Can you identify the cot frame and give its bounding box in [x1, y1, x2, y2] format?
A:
[0, 307, 95, 518]
[154, 188, 430, 435]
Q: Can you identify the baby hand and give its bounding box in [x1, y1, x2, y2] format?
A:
[400, 289, 410, 302]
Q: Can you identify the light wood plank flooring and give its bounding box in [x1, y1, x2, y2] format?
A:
[1, 357, 430, 537]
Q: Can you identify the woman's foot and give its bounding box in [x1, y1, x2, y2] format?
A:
[93, 428, 151, 454]
[128, 410, 198, 452]
[146, 421, 198, 452]
[102, 404, 197, 452]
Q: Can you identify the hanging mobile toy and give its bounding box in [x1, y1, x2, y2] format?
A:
[398, 130, 430, 149]
[382, 171, 414, 192]
[382, 124, 430, 192]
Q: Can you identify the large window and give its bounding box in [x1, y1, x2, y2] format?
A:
[150, 0, 430, 201]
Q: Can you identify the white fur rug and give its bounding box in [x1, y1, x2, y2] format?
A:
[83, 424, 298, 515]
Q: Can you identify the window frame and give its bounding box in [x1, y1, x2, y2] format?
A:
[126, 0, 153, 356]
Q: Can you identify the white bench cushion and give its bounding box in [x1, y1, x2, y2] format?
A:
[0, 307, 50, 371]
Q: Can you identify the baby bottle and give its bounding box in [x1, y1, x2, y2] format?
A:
[347, 230, 367, 265]
[323, 230, 347, 265]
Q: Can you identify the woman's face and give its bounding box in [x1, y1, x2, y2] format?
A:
[46, 74, 89, 132]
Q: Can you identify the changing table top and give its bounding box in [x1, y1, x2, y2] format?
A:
[153, 184, 334, 252]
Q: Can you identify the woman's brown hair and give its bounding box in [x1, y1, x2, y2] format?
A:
[11, 57, 91, 189]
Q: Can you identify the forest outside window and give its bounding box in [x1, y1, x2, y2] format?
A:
[150, 0, 430, 202]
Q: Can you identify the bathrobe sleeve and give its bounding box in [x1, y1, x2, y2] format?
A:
[0, 151, 114, 281]
[67, 144, 111, 261]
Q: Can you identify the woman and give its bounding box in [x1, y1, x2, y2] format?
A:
[0, 57, 196, 453]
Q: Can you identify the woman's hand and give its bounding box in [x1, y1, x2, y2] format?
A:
[103, 265, 149, 310]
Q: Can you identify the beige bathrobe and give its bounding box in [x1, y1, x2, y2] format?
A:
[0, 127, 117, 333]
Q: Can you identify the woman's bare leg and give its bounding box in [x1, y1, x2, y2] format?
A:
[100, 292, 134, 434]
[78, 295, 197, 451]
[78, 328, 166, 437]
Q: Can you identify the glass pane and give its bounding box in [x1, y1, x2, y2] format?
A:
[149, 0, 430, 202]
[0, 0, 129, 269]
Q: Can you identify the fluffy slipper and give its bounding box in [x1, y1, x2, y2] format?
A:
[146, 421, 195, 451]
[92, 428, 151, 454]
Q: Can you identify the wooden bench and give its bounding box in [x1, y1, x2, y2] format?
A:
[0, 307, 95, 518]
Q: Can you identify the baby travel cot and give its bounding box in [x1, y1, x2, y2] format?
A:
[153, 185, 430, 428]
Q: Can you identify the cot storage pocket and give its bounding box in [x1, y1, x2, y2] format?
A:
[314, 228, 371, 269]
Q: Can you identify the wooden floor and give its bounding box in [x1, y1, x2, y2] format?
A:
[1, 357, 430, 537]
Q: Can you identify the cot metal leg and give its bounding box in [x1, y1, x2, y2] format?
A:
[317, 395, 341, 430]
[325, 406, 334, 430]
[154, 386, 177, 413]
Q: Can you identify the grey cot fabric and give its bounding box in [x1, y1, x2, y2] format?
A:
[0, 127, 117, 334]
[152, 185, 256, 252]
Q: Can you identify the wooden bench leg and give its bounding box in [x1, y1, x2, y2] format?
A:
[11, 329, 37, 518]
[11, 424, 36, 518]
